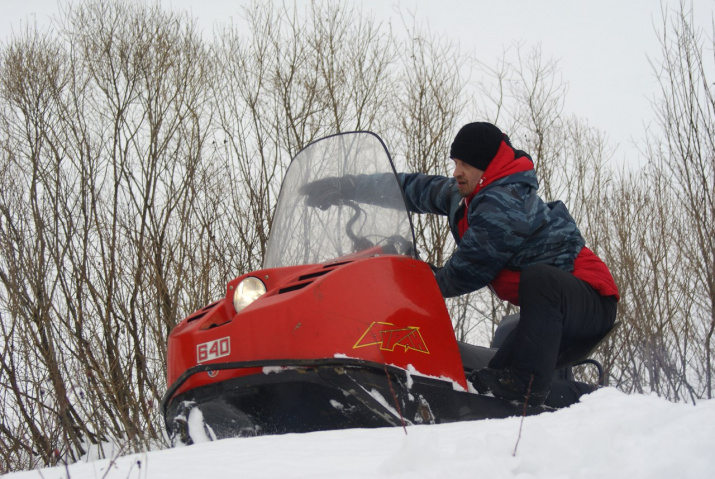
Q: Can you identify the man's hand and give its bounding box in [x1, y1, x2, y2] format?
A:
[299, 176, 356, 210]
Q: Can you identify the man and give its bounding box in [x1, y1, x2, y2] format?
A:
[397, 122, 619, 406]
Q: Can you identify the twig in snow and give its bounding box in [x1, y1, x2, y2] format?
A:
[512, 374, 534, 456]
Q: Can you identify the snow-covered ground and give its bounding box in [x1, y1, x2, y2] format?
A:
[6, 388, 714, 479]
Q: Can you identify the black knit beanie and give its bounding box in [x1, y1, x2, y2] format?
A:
[449, 122, 504, 171]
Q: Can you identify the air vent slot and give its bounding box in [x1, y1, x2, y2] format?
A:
[187, 311, 208, 323]
[278, 282, 312, 294]
[324, 261, 351, 269]
[200, 318, 232, 330]
[278, 261, 352, 295]
[202, 301, 220, 311]
[187, 300, 220, 323]
[298, 270, 330, 281]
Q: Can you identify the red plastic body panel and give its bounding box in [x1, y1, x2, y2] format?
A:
[166, 255, 467, 399]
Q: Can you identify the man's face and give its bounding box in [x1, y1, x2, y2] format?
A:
[452, 158, 484, 197]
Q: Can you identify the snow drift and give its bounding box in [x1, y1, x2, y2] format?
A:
[7, 388, 714, 479]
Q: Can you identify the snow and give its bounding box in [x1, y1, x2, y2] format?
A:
[6, 388, 714, 479]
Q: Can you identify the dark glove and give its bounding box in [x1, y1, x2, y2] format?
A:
[299, 175, 356, 210]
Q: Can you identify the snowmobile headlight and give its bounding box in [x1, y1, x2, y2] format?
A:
[233, 277, 266, 313]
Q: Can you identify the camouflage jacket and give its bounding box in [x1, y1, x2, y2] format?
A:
[397, 144, 585, 299]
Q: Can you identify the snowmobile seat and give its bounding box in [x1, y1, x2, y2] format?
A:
[458, 317, 620, 387]
[457, 342, 497, 374]
[555, 321, 621, 369]
[490, 314, 620, 369]
[459, 315, 619, 405]
[491, 314, 520, 349]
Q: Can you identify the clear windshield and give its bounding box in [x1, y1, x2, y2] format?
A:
[263, 132, 416, 269]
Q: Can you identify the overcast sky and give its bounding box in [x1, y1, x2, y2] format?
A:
[2, 0, 714, 164]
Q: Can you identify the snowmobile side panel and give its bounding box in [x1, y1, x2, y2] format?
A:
[166, 255, 467, 402]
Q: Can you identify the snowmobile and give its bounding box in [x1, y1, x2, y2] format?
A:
[162, 131, 613, 445]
